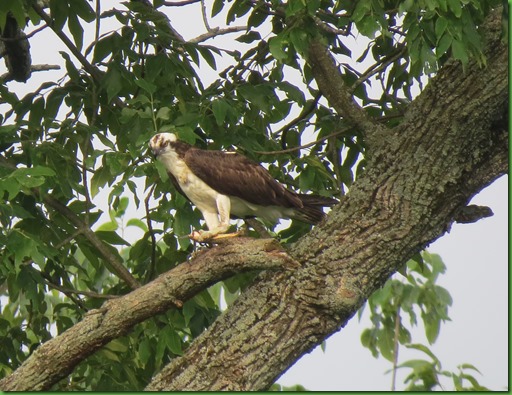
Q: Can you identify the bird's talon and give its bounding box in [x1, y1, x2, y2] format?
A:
[189, 231, 205, 242]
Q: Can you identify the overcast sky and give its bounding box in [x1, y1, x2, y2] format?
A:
[2, 1, 507, 390]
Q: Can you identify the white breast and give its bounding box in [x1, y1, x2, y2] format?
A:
[158, 152, 220, 214]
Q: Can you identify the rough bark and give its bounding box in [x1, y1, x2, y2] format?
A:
[0, 7, 507, 393]
[145, 9, 508, 391]
[0, 238, 297, 391]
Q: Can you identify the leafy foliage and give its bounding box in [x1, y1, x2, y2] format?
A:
[360, 252, 489, 391]
[0, 0, 505, 390]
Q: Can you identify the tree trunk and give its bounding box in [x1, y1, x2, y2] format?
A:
[145, 9, 507, 391]
[0, 7, 507, 393]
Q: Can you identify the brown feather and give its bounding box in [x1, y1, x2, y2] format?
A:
[183, 148, 304, 209]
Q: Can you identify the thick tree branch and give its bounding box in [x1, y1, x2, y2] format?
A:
[145, 8, 508, 391]
[0, 238, 297, 391]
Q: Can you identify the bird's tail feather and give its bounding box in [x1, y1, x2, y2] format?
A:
[293, 194, 338, 224]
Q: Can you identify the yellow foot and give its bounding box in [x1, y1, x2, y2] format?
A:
[189, 230, 241, 243]
[211, 232, 242, 240]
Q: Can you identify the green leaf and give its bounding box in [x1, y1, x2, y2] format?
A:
[435, 17, 449, 40]
[95, 231, 130, 246]
[90, 166, 111, 198]
[68, 13, 84, 50]
[0, 178, 20, 200]
[138, 338, 152, 366]
[211, 99, 230, 125]
[71, 0, 95, 22]
[134, 78, 157, 95]
[377, 326, 395, 361]
[104, 67, 124, 103]
[459, 363, 482, 374]
[424, 315, 440, 344]
[269, 34, 288, 62]
[96, 220, 118, 232]
[447, 0, 462, 18]
[197, 46, 217, 70]
[49, 0, 69, 31]
[156, 106, 172, 122]
[161, 326, 183, 355]
[211, 0, 225, 17]
[126, 218, 148, 232]
[93, 32, 121, 63]
[436, 32, 452, 58]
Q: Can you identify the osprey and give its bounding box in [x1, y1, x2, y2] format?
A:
[149, 133, 337, 241]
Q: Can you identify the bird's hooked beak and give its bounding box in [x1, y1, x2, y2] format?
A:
[149, 135, 164, 158]
[149, 133, 177, 158]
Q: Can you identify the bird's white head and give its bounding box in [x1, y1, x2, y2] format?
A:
[149, 133, 178, 157]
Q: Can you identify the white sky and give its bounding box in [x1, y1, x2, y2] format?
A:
[1, 1, 507, 390]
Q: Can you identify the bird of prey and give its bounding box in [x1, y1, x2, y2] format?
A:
[149, 133, 337, 241]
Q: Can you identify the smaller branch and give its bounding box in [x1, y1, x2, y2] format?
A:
[312, 15, 350, 36]
[200, 0, 211, 32]
[0, 23, 48, 42]
[188, 26, 247, 44]
[388, 26, 406, 37]
[94, 0, 101, 44]
[41, 193, 140, 290]
[453, 205, 493, 224]
[255, 128, 352, 155]
[0, 64, 60, 82]
[31, 3, 103, 83]
[162, 0, 201, 5]
[145, 185, 158, 283]
[44, 280, 119, 300]
[350, 46, 407, 93]
[81, 139, 92, 226]
[391, 307, 401, 391]
[244, 218, 272, 238]
[307, 39, 385, 144]
[53, 229, 84, 250]
[278, 93, 322, 149]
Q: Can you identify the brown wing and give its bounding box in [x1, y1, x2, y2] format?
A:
[167, 171, 190, 201]
[184, 148, 303, 209]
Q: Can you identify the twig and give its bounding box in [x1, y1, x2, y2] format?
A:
[145, 184, 158, 283]
[31, 3, 103, 83]
[81, 139, 92, 226]
[312, 15, 350, 36]
[391, 306, 401, 391]
[41, 193, 140, 290]
[255, 128, 352, 155]
[94, 0, 101, 44]
[162, 0, 201, 5]
[0, 23, 48, 42]
[308, 39, 384, 142]
[278, 92, 322, 149]
[200, 0, 211, 32]
[44, 280, 119, 300]
[189, 26, 247, 44]
[0, 64, 60, 81]
[244, 218, 272, 238]
[350, 46, 407, 93]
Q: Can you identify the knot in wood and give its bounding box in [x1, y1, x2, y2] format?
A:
[322, 275, 364, 317]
